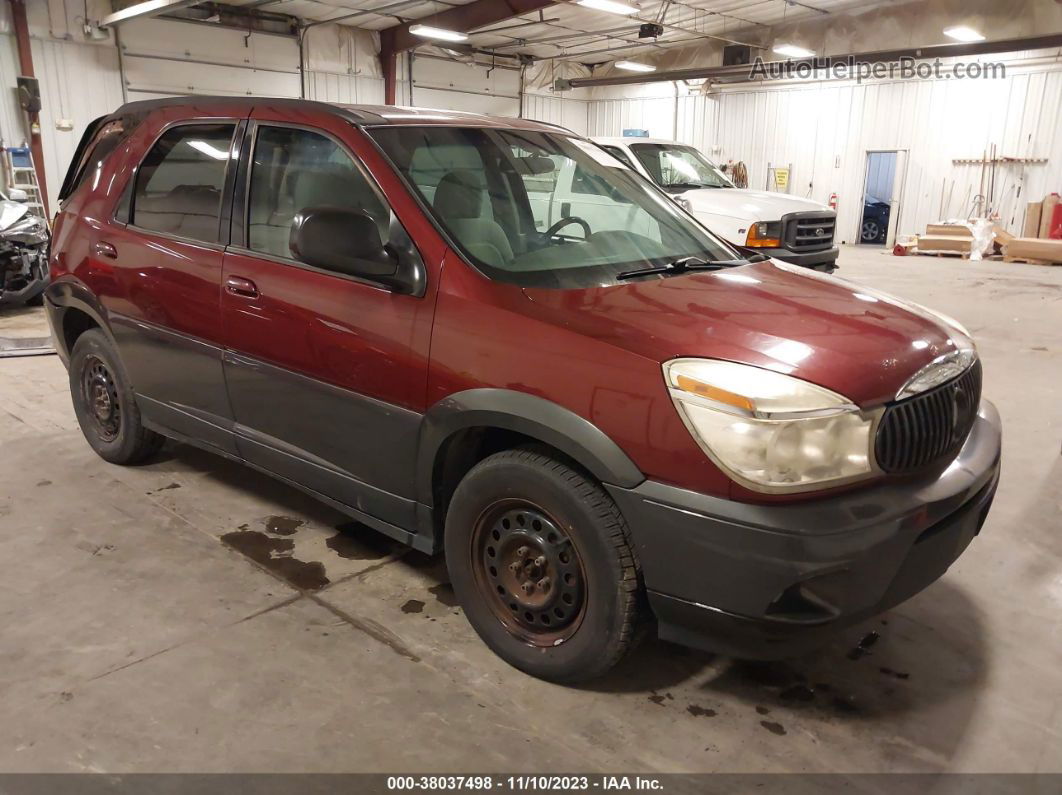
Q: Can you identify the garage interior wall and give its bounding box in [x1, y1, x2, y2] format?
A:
[2, 0, 1057, 241]
[585, 49, 1062, 243]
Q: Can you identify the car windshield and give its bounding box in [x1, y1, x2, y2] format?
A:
[367, 126, 739, 288]
[629, 143, 734, 191]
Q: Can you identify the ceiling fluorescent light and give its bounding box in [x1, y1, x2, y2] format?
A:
[943, 26, 985, 42]
[615, 60, 656, 72]
[577, 0, 639, 16]
[409, 24, 469, 42]
[773, 44, 815, 58]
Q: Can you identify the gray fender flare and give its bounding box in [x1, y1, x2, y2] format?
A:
[415, 388, 645, 507]
[44, 278, 116, 358]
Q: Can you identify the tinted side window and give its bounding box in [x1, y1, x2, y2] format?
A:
[247, 126, 389, 261]
[132, 124, 235, 243]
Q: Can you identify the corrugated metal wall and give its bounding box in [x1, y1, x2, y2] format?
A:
[589, 58, 1062, 243]
[0, 35, 123, 212]
[522, 93, 589, 136]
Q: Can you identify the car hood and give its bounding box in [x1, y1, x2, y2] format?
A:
[677, 187, 829, 221]
[522, 260, 969, 407]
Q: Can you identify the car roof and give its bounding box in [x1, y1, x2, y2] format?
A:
[111, 96, 573, 134]
[591, 136, 690, 146]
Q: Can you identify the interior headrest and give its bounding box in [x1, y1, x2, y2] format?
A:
[433, 169, 485, 220]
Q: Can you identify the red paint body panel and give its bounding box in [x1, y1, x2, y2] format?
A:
[49, 97, 967, 505]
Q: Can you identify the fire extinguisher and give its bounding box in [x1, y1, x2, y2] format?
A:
[828, 192, 838, 212]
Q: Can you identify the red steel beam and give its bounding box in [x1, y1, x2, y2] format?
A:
[7, 0, 50, 214]
[379, 0, 559, 103]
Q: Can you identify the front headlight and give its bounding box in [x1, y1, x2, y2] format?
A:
[664, 359, 878, 493]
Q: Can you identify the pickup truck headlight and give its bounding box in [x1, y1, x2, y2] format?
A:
[664, 359, 877, 493]
[745, 221, 782, 248]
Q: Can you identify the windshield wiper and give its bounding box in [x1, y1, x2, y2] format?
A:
[616, 256, 746, 281]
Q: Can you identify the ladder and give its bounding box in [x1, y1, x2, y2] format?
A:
[1, 144, 46, 215]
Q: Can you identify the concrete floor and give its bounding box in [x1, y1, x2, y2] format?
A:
[0, 245, 1059, 774]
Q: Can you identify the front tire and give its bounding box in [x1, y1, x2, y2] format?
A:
[69, 328, 164, 465]
[444, 447, 644, 682]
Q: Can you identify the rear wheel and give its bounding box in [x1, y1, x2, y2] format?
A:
[69, 329, 164, 464]
[444, 447, 644, 682]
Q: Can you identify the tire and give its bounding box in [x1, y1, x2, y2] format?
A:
[69, 328, 164, 465]
[444, 447, 644, 682]
[861, 219, 880, 242]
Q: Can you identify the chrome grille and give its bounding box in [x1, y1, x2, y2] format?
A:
[875, 360, 982, 474]
[783, 212, 836, 251]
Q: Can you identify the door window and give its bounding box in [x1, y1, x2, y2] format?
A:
[132, 123, 235, 243]
[247, 126, 390, 262]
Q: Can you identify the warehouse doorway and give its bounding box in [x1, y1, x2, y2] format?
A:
[859, 150, 906, 247]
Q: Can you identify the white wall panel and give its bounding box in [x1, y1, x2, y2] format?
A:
[0, 35, 122, 213]
[522, 93, 588, 135]
[592, 57, 1062, 244]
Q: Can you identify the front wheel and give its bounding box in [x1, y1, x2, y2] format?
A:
[444, 447, 644, 682]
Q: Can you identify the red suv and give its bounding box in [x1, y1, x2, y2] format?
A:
[47, 98, 1001, 681]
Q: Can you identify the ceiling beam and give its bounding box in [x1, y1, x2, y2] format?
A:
[379, 0, 561, 55]
[100, 0, 202, 27]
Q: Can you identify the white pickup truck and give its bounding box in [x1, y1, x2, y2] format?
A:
[584, 136, 839, 272]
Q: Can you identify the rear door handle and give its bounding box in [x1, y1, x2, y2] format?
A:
[225, 275, 259, 298]
[92, 241, 117, 259]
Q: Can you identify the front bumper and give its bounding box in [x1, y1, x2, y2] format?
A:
[606, 400, 1002, 659]
[757, 245, 839, 271]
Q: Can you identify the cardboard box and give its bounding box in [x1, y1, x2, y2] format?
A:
[926, 223, 971, 237]
[1024, 202, 1042, 238]
[1002, 237, 1062, 264]
[916, 235, 972, 253]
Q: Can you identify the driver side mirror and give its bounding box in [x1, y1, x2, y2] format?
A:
[7, 188, 28, 202]
[289, 206, 414, 293]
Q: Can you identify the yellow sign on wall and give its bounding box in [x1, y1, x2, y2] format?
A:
[773, 168, 790, 190]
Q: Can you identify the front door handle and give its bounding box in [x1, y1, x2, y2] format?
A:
[92, 241, 117, 259]
[225, 275, 259, 298]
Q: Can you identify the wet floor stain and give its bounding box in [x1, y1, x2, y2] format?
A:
[847, 631, 880, 660]
[327, 522, 397, 560]
[35, 479, 51, 487]
[147, 482, 181, 494]
[221, 529, 330, 591]
[880, 666, 911, 680]
[780, 684, 816, 702]
[265, 516, 304, 536]
[401, 599, 426, 614]
[686, 704, 717, 717]
[428, 582, 458, 608]
[648, 691, 674, 706]
[755, 705, 770, 715]
[831, 696, 861, 714]
[760, 720, 787, 736]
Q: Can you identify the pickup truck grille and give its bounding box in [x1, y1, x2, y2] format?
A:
[782, 212, 836, 251]
[875, 360, 982, 474]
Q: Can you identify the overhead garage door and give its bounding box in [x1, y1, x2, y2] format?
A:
[119, 17, 301, 100]
[411, 55, 520, 117]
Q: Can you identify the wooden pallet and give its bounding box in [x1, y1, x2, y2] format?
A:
[1003, 255, 1059, 266]
[914, 249, 969, 258]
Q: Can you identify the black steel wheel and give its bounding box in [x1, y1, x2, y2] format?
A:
[81, 354, 122, 443]
[445, 447, 645, 682]
[69, 329, 164, 465]
[471, 501, 588, 647]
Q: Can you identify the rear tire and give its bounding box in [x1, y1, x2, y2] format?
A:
[69, 328, 164, 465]
[444, 447, 644, 682]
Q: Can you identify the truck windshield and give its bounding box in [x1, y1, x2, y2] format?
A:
[628, 143, 734, 191]
[368, 126, 739, 288]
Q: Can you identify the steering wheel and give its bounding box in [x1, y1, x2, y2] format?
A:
[544, 216, 591, 240]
